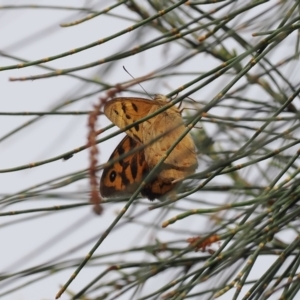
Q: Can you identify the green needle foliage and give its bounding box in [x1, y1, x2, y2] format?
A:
[1, 1, 300, 299]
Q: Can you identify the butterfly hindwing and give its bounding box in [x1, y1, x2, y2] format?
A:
[142, 102, 198, 182]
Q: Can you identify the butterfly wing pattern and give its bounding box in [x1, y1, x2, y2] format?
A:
[100, 136, 148, 197]
[104, 97, 155, 143]
[100, 95, 198, 200]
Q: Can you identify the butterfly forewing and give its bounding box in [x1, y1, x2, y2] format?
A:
[104, 97, 157, 143]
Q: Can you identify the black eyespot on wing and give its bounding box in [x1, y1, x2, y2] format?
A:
[131, 102, 138, 112]
[109, 170, 116, 182]
[113, 109, 119, 115]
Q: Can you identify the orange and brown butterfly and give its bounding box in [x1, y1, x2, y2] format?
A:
[100, 95, 198, 200]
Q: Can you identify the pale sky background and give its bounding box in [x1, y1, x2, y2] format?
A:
[0, 1, 298, 300]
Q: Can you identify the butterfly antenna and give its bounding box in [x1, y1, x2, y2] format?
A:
[123, 66, 152, 99]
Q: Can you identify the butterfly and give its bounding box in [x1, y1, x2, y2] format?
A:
[100, 95, 198, 200]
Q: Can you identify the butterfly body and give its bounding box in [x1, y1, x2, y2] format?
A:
[100, 95, 197, 200]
